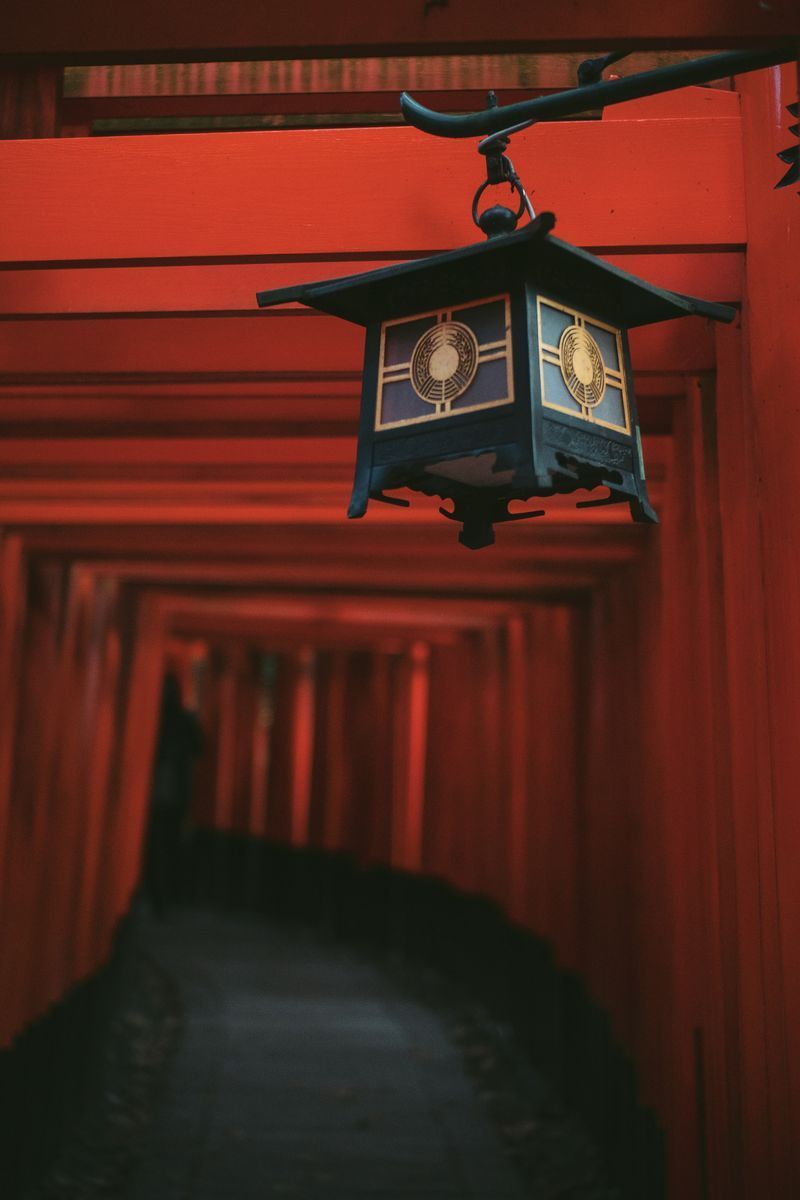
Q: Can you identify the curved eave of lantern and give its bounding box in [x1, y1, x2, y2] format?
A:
[256, 213, 736, 330]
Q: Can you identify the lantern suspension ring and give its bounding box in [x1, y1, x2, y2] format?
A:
[471, 98, 536, 239]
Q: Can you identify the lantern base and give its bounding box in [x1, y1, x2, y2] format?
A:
[438, 495, 546, 550]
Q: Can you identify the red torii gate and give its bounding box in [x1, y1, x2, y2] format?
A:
[0, 9, 799, 1199]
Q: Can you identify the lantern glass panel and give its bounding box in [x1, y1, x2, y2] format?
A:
[536, 296, 631, 435]
[375, 294, 514, 431]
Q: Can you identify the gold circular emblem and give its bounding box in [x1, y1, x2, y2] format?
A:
[410, 321, 479, 406]
[558, 325, 606, 408]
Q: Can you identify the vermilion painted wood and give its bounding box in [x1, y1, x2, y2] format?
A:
[0, 316, 716, 379]
[315, 652, 348, 853]
[524, 605, 581, 969]
[213, 649, 240, 833]
[1, 0, 794, 61]
[687, 374, 747, 1200]
[268, 655, 303, 844]
[66, 55, 713, 100]
[0, 536, 29, 1046]
[58, 575, 121, 990]
[248, 660, 270, 839]
[0, 558, 66, 1045]
[288, 648, 316, 847]
[23, 568, 92, 1031]
[0, 253, 743, 316]
[649, 392, 703, 1197]
[233, 654, 263, 836]
[154, 590, 518, 627]
[190, 647, 224, 830]
[0, 65, 61, 137]
[2, 541, 641, 601]
[11, 522, 649, 576]
[0, 118, 744, 266]
[713, 322, 776, 1198]
[504, 615, 528, 922]
[391, 641, 429, 872]
[0, 553, 606, 599]
[60, 89, 543, 123]
[14, 519, 648, 563]
[111, 592, 168, 918]
[738, 64, 800, 1199]
[367, 654, 395, 863]
[0, 536, 25, 881]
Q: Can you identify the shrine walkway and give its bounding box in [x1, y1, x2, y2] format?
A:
[126, 911, 529, 1200]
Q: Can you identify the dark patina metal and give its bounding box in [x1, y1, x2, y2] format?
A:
[399, 48, 797, 141]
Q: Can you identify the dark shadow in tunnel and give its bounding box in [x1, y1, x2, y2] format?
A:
[0, 832, 664, 1200]
[0, 919, 135, 1197]
[188, 831, 666, 1200]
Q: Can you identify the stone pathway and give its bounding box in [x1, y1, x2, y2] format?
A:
[126, 912, 529, 1200]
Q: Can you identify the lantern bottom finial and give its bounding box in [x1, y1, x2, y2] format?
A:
[440, 495, 546, 550]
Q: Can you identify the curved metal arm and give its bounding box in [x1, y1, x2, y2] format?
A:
[400, 47, 797, 139]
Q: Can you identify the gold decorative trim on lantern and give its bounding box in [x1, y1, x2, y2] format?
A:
[537, 296, 631, 435]
[375, 294, 514, 431]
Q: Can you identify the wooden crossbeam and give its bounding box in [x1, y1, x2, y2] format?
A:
[0, 314, 718, 378]
[0, 114, 744, 267]
[1, 1, 796, 63]
[62, 56, 716, 99]
[60, 89, 543, 125]
[0, 253, 743, 317]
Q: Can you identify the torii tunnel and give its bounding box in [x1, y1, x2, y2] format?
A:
[1, 8, 799, 1200]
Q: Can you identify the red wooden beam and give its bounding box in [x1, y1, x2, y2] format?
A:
[0, 253, 742, 317]
[64, 55, 716, 100]
[60, 89, 546, 124]
[63, 558, 640, 605]
[14, 518, 647, 554]
[0, 111, 744, 267]
[8, 549, 630, 601]
[1, 1, 796, 63]
[0, 65, 61, 137]
[0, 314, 717, 378]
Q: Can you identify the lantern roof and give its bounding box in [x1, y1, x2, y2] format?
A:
[256, 212, 735, 328]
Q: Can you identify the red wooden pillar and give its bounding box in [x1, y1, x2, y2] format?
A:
[420, 640, 462, 884]
[111, 591, 169, 917]
[648, 382, 709, 1200]
[248, 653, 272, 840]
[640, 369, 755, 1200]
[264, 649, 317, 847]
[458, 629, 497, 900]
[0, 553, 64, 1045]
[390, 641, 429, 874]
[25, 566, 94, 1021]
[316, 650, 349, 854]
[355, 649, 394, 864]
[73, 577, 123, 978]
[505, 614, 529, 923]
[454, 632, 488, 897]
[289, 647, 316, 848]
[737, 62, 800, 1200]
[213, 644, 242, 833]
[0, 65, 61, 138]
[0, 534, 26, 867]
[522, 604, 581, 967]
[713, 319, 778, 1200]
[190, 644, 225, 829]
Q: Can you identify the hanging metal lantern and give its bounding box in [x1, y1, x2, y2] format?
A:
[257, 61, 741, 551]
[257, 208, 733, 547]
